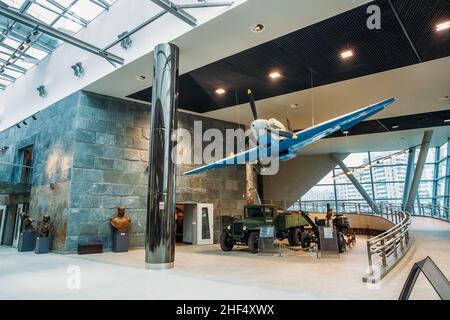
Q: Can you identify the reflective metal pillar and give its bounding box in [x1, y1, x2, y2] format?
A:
[331, 153, 380, 214]
[146, 43, 179, 270]
[405, 130, 433, 213]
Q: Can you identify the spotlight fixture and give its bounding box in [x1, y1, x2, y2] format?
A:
[269, 71, 281, 79]
[71, 62, 85, 78]
[444, 119, 450, 124]
[16, 124, 21, 129]
[215, 88, 226, 95]
[391, 124, 400, 129]
[136, 75, 147, 81]
[32, 115, 37, 121]
[290, 104, 301, 109]
[118, 31, 133, 50]
[340, 50, 354, 59]
[22, 121, 28, 126]
[250, 23, 265, 33]
[37, 85, 47, 97]
[436, 21, 450, 32]
[0, 146, 9, 153]
[342, 130, 350, 135]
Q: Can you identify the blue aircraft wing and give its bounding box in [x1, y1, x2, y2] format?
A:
[183, 98, 395, 176]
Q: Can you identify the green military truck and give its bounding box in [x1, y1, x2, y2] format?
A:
[220, 204, 311, 254]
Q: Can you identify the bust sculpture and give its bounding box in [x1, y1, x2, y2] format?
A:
[111, 207, 132, 233]
[20, 212, 35, 233]
[38, 215, 52, 237]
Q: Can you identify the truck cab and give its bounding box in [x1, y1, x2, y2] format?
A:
[221, 205, 276, 253]
[220, 204, 311, 253]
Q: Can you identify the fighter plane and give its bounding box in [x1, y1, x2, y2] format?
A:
[184, 90, 395, 176]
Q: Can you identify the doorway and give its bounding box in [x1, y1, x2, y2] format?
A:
[176, 203, 214, 245]
[1, 205, 17, 246]
[0, 205, 7, 245]
[19, 146, 33, 184]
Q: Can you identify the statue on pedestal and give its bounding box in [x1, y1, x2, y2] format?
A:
[111, 207, 132, 233]
[20, 212, 35, 233]
[38, 215, 52, 237]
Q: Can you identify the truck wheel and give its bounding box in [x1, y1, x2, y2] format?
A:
[338, 232, 346, 253]
[220, 232, 234, 252]
[288, 228, 301, 246]
[248, 232, 259, 254]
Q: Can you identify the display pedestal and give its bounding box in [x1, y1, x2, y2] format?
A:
[112, 231, 129, 253]
[35, 236, 50, 254]
[18, 232, 36, 252]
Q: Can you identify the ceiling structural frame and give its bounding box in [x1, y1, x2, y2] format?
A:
[0, 0, 235, 91]
[105, 0, 234, 51]
[0, 2, 124, 75]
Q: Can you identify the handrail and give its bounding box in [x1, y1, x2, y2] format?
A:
[286, 201, 413, 284]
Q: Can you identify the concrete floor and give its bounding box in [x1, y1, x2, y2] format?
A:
[0, 217, 449, 300]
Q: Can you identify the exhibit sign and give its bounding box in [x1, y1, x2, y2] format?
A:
[260, 227, 275, 238]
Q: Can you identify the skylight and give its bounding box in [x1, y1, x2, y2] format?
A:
[0, 0, 118, 90]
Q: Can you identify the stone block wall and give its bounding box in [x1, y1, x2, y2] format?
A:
[0, 92, 78, 251]
[66, 92, 246, 251]
[1, 90, 247, 253]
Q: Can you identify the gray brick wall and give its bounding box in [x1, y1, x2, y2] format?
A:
[1, 91, 247, 253]
[0, 92, 79, 251]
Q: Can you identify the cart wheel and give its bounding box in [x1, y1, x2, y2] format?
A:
[300, 232, 311, 248]
[338, 232, 346, 253]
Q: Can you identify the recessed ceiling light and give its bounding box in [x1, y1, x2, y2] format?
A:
[391, 124, 400, 129]
[215, 88, 226, 95]
[340, 50, 354, 59]
[444, 119, 450, 123]
[342, 131, 350, 135]
[436, 21, 450, 32]
[251, 23, 265, 33]
[290, 104, 301, 109]
[269, 71, 281, 79]
[439, 95, 450, 101]
[136, 75, 147, 81]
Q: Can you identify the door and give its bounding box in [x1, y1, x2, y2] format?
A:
[2, 205, 17, 246]
[197, 204, 214, 245]
[0, 205, 7, 245]
[12, 204, 24, 248]
[20, 147, 33, 184]
[182, 204, 196, 244]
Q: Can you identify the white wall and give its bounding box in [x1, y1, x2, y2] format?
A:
[0, 0, 247, 131]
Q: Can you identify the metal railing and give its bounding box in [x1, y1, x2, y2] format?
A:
[408, 204, 450, 222]
[287, 201, 412, 283]
[364, 208, 411, 283]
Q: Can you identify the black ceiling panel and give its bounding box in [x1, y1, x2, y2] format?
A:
[128, 0, 450, 113]
[327, 109, 450, 138]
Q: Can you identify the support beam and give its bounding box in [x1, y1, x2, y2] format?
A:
[0, 4, 124, 65]
[178, 2, 235, 9]
[444, 138, 450, 208]
[387, 0, 422, 63]
[402, 148, 416, 210]
[146, 43, 179, 270]
[405, 130, 434, 213]
[150, 0, 197, 27]
[331, 153, 380, 214]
